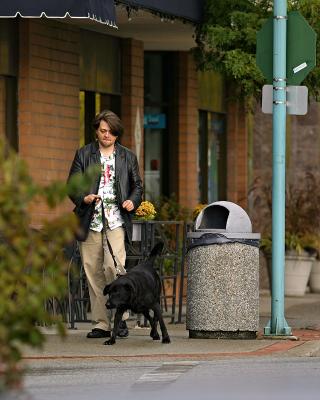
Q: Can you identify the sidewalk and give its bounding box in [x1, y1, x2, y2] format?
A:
[22, 292, 320, 364]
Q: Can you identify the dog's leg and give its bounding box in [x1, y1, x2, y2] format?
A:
[152, 304, 170, 344]
[152, 309, 163, 341]
[104, 309, 123, 345]
[142, 310, 160, 340]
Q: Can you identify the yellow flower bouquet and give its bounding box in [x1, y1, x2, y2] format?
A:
[134, 201, 157, 221]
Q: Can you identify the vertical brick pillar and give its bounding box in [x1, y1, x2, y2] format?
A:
[121, 39, 144, 175]
[226, 99, 248, 209]
[18, 20, 80, 226]
[177, 52, 199, 209]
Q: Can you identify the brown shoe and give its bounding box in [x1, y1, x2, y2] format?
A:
[87, 328, 111, 338]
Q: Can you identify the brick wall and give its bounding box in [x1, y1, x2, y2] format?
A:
[18, 20, 80, 227]
[177, 52, 199, 209]
[250, 100, 320, 229]
[120, 38, 144, 175]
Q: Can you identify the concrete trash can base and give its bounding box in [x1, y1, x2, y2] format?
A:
[186, 201, 260, 339]
[189, 330, 257, 339]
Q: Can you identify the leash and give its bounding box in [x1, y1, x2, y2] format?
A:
[101, 201, 124, 277]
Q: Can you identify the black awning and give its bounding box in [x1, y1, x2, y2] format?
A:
[118, 0, 204, 23]
[0, 0, 117, 27]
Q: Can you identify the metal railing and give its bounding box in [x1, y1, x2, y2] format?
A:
[64, 220, 188, 328]
[176, 222, 194, 323]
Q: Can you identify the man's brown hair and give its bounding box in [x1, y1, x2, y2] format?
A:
[93, 110, 123, 137]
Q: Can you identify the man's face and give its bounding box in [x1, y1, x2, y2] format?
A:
[96, 120, 117, 149]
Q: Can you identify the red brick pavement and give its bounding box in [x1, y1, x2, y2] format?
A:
[293, 328, 320, 341]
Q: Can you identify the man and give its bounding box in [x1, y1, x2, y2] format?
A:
[68, 110, 143, 338]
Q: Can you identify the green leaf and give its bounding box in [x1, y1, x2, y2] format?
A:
[0, 137, 83, 389]
[194, 0, 320, 100]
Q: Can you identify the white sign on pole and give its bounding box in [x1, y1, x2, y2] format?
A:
[262, 84, 308, 115]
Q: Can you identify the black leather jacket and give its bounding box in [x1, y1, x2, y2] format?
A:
[68, 141, 143, 242]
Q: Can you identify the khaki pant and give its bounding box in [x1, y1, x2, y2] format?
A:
[79, 227, 127, 331]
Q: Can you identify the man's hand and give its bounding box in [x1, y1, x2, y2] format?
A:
[84, 194, 101, 204]
[122, 200, 134, 212]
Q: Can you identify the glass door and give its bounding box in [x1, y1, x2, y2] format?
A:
[144, 107, 166, 200]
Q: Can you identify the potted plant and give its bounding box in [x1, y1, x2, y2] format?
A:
[260, 233, 316, 296]
[284, 173, 320, 296]
[132, 200, 157, 241]
[283, 233, 316, 296]
[251, 172, 319, 296]
[306, 234, 320, 293]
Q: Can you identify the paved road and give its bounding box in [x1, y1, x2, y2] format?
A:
[17, 357, 320, 400]
[4, 292, 320, 400]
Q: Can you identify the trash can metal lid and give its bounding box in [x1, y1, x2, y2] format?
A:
[195, 201, 252, 233]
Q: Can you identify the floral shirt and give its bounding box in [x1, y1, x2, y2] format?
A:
[90, 152, 124, 232]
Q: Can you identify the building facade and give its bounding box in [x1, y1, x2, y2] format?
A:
[0, 2, 235, 227]
[1, 2, 318, 235]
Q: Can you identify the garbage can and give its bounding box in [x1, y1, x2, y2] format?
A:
[186, 201, 260, 339]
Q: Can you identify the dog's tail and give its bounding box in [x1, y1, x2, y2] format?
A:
[149, 242, 164, 259]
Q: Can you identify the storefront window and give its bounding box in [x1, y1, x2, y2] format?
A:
[79, 91, 120, 146]
[198, 111, 227, 203]
[79, 29, 121, 146]
[0, 20, 18, 150]
[0, 77, 18, 151]
[144, 52, 176, 200]
[144, 108, 165, 199]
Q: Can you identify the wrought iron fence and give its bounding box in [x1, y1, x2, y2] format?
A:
[60, 220, 188, 328]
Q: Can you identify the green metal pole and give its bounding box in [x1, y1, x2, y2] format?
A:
[264, 0, 292, 336]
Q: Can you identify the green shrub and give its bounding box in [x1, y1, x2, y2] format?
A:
[0, 140, 95, 391]
[195, 0, 320, 100]
[250, 172, 320, 256]
[154, 195, 192, 222]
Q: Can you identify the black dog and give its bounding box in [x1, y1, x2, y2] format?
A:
[103, 242, 171, 346]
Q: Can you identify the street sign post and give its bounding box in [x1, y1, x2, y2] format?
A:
[257, 11, 317, 85]
[262, 85, 308, 115]
[256, 3, 317, 337]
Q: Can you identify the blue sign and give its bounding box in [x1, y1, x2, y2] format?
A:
[144, 114, 166, 129]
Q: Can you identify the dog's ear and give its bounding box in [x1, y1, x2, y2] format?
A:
[103, 284, 111, 296]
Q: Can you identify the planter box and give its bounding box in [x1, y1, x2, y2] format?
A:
[285, 254, 314, 297]
[310, 260, 320, 293]
[132, 223, 141, 241]
[266, 254, 314, 296]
